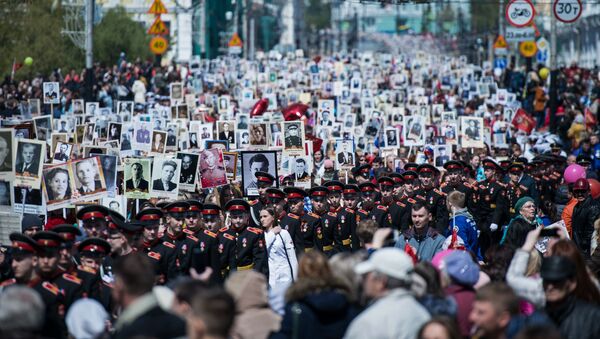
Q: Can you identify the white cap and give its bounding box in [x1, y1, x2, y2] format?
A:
[355, 248, 414, 281]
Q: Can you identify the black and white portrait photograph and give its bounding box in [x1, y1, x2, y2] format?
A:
[335, 140, 354, 168]
[241, 150, 277, 197]
[404, 115, 425, 146]
[69, 156, 107, 202]
[283, 121, 304, 153]
[249, 123, 268, 147]
[133, 121, 152, 152]
[14, 139, 46, 188]
[86, 102, 99, 115]
[0, 129, 13, 178]
[43, 82, 59, 104]
[117, 101, 133, 115]
[98, 155, 117, 198]
[236, 114, 249, 130]
[442, 123, 458, 145]
[0, 180, 13, 209]
[150, 157, 181, 199]
[83, 123, 96, 144]
[384, 127, 400, 149]
[108, 122, 122, 141]
[29, 98, 41, 116]
[205, 139, 229, 151]
[71, 99, 84, 115]
[170, 82, 183, 102]
[165, 124, 178, 151]
[198, 122, 213, 140]
[124, 158, 151, 199]
[52, 142, 73, 164]
[177, 152, 199, 192]
[151, 130, 167, 154]
[434, 145, 451, 168]
[42, 164, 72, 210]
[292, 156, 311, 187]
[223, 151, 238, 180]
[460, 117, 484, 148]
[13, 186, 44, 215]
[218, 95, 230, 114]
[54, 119, 73, 133]
[217, 120, 236, 145]
[102, 195, 126, 217]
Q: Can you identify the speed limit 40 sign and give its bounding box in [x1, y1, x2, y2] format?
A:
[554, 0, 583, 23]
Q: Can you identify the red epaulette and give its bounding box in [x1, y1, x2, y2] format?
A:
[542, 175, 550, 180]
[396, 201, 406, 208]
[186, 234, 199, 243]
[377, 205, 387, 211]
[204, 229, 217, 238]
[219, 226, 229, 233]
[183, 229, 195, 235]
[147, 251, 161, 261]
[62, 273, 82, 285]
[433, 189, 446, 196]
[223, 233, 235, 241]
[407, 198, 417, 204]
[328, 212, 337, 217]
[358, 209, 368, 214]
[440, 182, 447, 188]
[519, 184, 528, 190]
[497, 182, 507, 188]
[42, 281, 60, 295]
[247, 227, 263, 235]
[0, 278, 16, 287]
[162, 241, 176, 249]
[416, 195, 426, 201]
[77, 265, 97, 275]
[249, 199, 258, 205]
[479, 184, 486, 190]
[308, 212, 320, 219]
[288, 213, 300, 220]
[345, 208, 355, 214]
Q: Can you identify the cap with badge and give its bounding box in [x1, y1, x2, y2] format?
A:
[77, 205, 110, 223]
[308, 186, 329, 201]
[283, 187, 308, 204]
[352, 164, 371, 179]
[224, 199, 251, 214]
[576, 154, 592, 166]
[402, 170, 419, 183]
[377, 176, 395, 190]
[187, 200, 203, 216]
[255, 171, 276, 187]
[482, 159, 500, 171]
[323, 180, 344, 194]
[417, 164, 439, 176]
[359, 182, 377, 196]
[53, 225, 82, 247]
[443, 160, 463, 173]
[265, 188, 286, 204]
[107, 213, 142, 235]
[404, 163, 419, 172]
[164, 201, 190, 219]
[388, 173, 404, 186]
[342, 184, 360, 197]
[78, 238, 111, 258]
[508, 163, 525, 174]
[201, 203, 222, 220]
[134, 208, 164, 224]
[32, 231, 63, 253]
[9, 233, 39, 255]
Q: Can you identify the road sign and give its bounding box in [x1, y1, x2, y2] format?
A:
[494, 35, 507, 49]
[148, 0, 168, 15]
[506, 0, 535, 28]
[494, 58, 508, 70]
[519, 41, 537, 58]
[149, 36, 169, 55]
[147, 16, 168, 35]
[505, 27, 535, 42]
[553, 0, 583, 23]
[536, 37, 550, 63]
[228, 33, 242, 48]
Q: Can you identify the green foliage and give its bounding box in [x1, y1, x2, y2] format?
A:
[470, 0, 499, 34]
[305, 0, 331, 31]
[93, 7, 153, 65]
[0, 0, 83, 79]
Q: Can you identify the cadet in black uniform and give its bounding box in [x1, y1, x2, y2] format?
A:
[184, 200, 221, 283]
[308, 186, 337, 256]
[397, 171, 423, 230]
[77, 205, 110, 239]
[441, 161, 478, 215]
[389, 172, 405, 199]
[339, 185, 360, 252]
[357, 182, 392, 229]
[279, 188, 305, 254]
[249, 171, 276, 227]
[285, 187, 323, 253]
[352, 164, 372, 184]
[160, 201, 201, 280]
[218, 199, 268, 278]
[415, 164, 448, 233]
[378, 176, 404, 230]
[505, 163, 537, 219]
[202, 203, 224, 233]
[324, 180, 344, 213]
[477, 159, 508, 254]
[77, 237, 114, 314]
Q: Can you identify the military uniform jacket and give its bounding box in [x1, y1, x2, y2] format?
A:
[476, 179, 508, 226]
[441, 182, 479, 215]
[161, 232, 200, 279]
[280, 213, 305, 254]
[385, 199, 406, 231]
[218, 226, 268, 278]
[144, 239, 175, 283]
[249, 199, 265, 228]
[66, 264, 100, 300]
[317, 211, 338, 254]
[301, 212, 323, 252]
[185, 228, 222, 283]
[334, 208, 357, 253]
[357, 205, 392, 229]
[506, 181, 532, 218]
[415, 188, 448, 233]
[47, 271, 84, 311]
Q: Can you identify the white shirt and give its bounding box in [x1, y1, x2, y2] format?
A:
[265, 229, 297, 290]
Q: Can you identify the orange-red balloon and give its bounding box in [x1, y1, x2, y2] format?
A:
[283, 103, 309, 121]
[250, 98, 269, 117]
[589, 179, 600, 199]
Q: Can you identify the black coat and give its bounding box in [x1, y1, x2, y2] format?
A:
[572, 197, 600, 258]
[547, 296, 600, 339]
[113, 305, 186, 339]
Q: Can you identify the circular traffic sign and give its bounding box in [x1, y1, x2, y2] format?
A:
[149, 36, 169, 55]
[553, 0, 583, 23]
[506, 0, 536, 28]
[519, 41, 538, 58]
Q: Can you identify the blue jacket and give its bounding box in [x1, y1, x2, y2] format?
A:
[446, 209, 480, 259]
[395, 226, 445, 262]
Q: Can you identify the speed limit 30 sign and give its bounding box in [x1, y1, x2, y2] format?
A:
[554, 0, 583, 23]
[506, 0, 535, 28]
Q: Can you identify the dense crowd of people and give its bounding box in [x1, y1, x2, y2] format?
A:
[1, 49, 600, 339]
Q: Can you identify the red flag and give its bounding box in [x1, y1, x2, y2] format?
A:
[404, 241, 418, 264]
[585, 107, 597, 128]
[511, 108, 535, 134]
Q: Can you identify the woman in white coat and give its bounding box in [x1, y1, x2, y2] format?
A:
[260, 206, 298, 290]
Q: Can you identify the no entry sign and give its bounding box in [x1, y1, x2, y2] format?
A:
[506, 0, 535, 28]
[553, 0, 583, 23]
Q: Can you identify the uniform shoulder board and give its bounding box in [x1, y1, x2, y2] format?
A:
[542, 175, 549, 180]
[377, 205, 387, 211]
[247, 227, 263, 235]
[520, 184, 528, 190]
[249, 200, 258, 205]
[358, 209, 368, 214]
[463, 182, 472, 188]
[396, 201, 406, 208]
[479, 184, 486, 189]
[497, 182, 507, 188]
[223, 233, 236, 241]
[219, 226, 229, 233]
[147, 251, 161, 261]
[328, 212, 337, 217]
[183, 229, 195, 235]
[345, 208, 355, 214]
[0, 278, 16, 287]
[433, 189, 446, 196]
[204, 230, 217, 238]
[186, 234, 199, 243]
[416, 195, 426, 201]
[308, 212, 320, 219]
[42, 281, 60, 295]
[77, 265, 97, 275]
[62, 273, 82, 285]
[440, 182, 447, 188]
[407, 198, 417, 204]
[162, 241, 176, 249]
[288, 213, 300, 220]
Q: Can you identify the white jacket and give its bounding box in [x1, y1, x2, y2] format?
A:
[265, 229, 297, 289]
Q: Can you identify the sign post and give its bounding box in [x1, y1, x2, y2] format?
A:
[228, 32, 243, 55]
[147, 0, 169, 58]
[553, 0, 583, 23]
[505, 0, 535, 27]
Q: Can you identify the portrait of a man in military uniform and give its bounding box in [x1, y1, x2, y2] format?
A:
[199, 149, 227, 189]
[283, 121, 304, 151]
